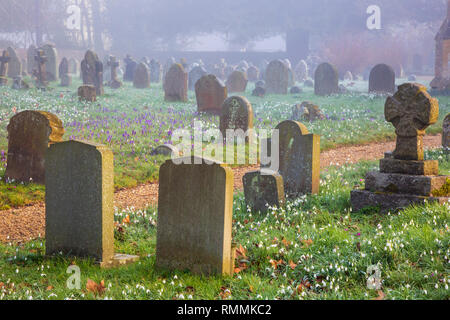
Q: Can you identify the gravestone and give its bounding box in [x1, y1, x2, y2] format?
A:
[247, 66, 260, 82]
[68, 58, 78, 75]
[351, 83, 449, 213]
[0, 50, 10, 86]
[188, 66, 207, 91]
[123, 55, 137, 82]
[150, 144, 179, 157]
[78, 85, 97, 102]
[369, 64, 395, 94]
[41, 44, 58, 81]
[314, 62, 339, 96]
[12, 76, 30, 90]
[252, 86, 266, 97]
[45, 140, 139, 267]
[6, 47, 21, 78]
[226, 70, 248, 93]
[34, 49, 48, 89]
[195, 74, 227, 115]
[292, 102, 325, 122]
[163, 57, 176, 81]
[5, 111, 64, 184]
[290, 86, 302, 94]
[287, 67, 296, 87]
[243, 169, 285, 213]
[59, 57, 72, 87]
[265, 60, 289, 94]
[21, 59, 27, 76]
[133, 62, 150, 89]
[81, 50, 104, 95]
[163, 63, 188, 102]
[27, 45, 37, 75]
[295, 60, 308, 82]
[149, 59, 162, 83]
[107, 55, 122, 89]
[443, 113, 450, 150]
[276, 120, 320, 197]
[220, 96, 254, 140]
[155, 156, 236, 276]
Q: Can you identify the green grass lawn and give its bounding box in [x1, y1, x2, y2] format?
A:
[0, 149, 448, 300]
[0, 77, 448, 209]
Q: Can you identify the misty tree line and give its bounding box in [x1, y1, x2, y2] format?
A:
[0, 0, 446, 54]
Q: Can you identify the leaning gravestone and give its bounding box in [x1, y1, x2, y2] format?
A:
[351, 83, 449, 213]
[220, 96, 254, 141]
[5, 111, 64, 184]
[27, 45, 37, 75]
[164, 63, 188, 102]
[195, 74, 227, 115]
[6, 47, 21, 78]
[156, 156, 236, 276]
[81, 50, 104, 95]
[443, 113, 450, 150]
[0, 50, 10, 86]
[123, 55, 137, 82]
[265, 60, 289, 94]
[188, 66, 207, 91]
[314, 62, 339, 96]
[369, 64, 395, 94]
[243, 169, 285, 213]
[133, 62, 150, 89]
[41, 44, 58, 81]
[45, 140, 139, 267]
[276, 120, 320, 197]
[226, 70, 248, 93]
[59, 57, 72, 87]
[149, 59, 162, 83]
[78, 85, 97, 102]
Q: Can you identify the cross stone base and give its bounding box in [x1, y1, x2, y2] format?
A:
[351, 190, 449, 213]
[100, 254, 140, 268]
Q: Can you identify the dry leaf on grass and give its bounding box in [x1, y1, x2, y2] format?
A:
[372, 290, 385, 300]
[86, 279, 106, 296]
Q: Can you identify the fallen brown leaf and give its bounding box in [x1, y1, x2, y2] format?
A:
[86, 279, 106, 296]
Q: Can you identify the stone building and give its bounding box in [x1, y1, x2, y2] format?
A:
[431, 0, 450, 91]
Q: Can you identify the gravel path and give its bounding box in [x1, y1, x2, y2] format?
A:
[0, 134, 443, 244]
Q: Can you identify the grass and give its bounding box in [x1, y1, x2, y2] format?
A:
[0, 77, 449, 209]
[0, 149, 448, 300]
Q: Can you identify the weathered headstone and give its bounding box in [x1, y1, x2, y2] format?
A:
[243, 170, 285, 213]
[59, 57, 72, 87]
[188, 66, 207, 91]
[123, 55, 137, 82]
[226, 70, 248, 93]
[107, 55, 122, 89]
[68, 58, 78, 75]
[155, 156, 236, 276]
[443, 113, 450, 150]
[314, 62, 339, 96]
[195, 74, 227, 115]
[6, 47, 21, 78]
[34, 49, 48, 89]
[163, 63, 188, 102]
[5, 111, 64, 184]
[27, 45, 37, 75]
[41, 44, 58, 81]
[351, 83, 448, 213]
[0, 50, 10, 86]
[78, 85, 97, 102]
[252, 86, 266, 97]
[295, 60, 308, 82]
[265, 60, 289, 94]
[275, 120, 320, 197]
[369, 64, 395, 94]
[45, 140, 139, 267]
[247, 66, 260, 82]
[150, 144, 179, 157]
[290, 86, 302, 94]
[81, 50, 104, 95]
[149, 59, 162, 83]
[220, 96, 254, 140]
[292, 102, 325, 122]
[133, 62, 150, 89]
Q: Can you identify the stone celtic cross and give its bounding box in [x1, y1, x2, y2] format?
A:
[385, 83, 439, 160]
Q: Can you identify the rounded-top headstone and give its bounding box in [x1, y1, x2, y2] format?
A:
[265, 60, 289, 94]
[133, 62, 150, 89]
[195, 74, 227, 115]
[314, 62, 339, 96]
[226, 70, 248, 93]
[164, 63, 188, 102]
[41, 44, 58, 80]
[220, 96, 254, 138]
[369, 64, 395, 94]
[6, 47, 21, 78]
[295, 60, 308, 82]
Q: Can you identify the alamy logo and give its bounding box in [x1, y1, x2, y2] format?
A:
[66, 265, 81, 290]
[366, 5, 381, 30]
[66, 5, 81, 31]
